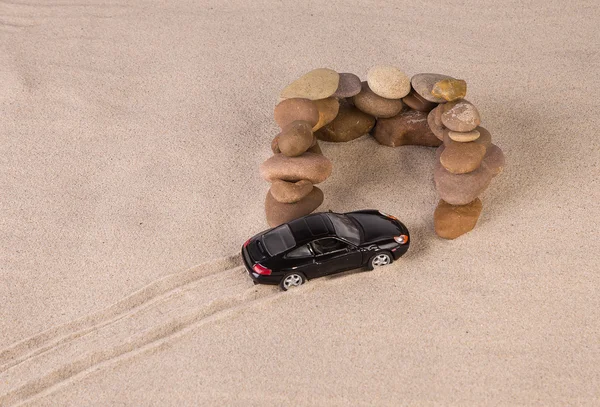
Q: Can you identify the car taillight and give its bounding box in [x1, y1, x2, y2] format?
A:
[379, 210, 398, 221]
[252, 263, 272, 275]
[243, 239, 250, 248]
[394, 235, 409, 244]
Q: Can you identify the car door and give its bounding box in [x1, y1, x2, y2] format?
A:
[283, 244, 319, 279]
[310, 237, 363, 276]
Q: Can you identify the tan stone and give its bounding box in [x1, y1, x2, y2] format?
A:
[367, 66, 411, 99]
[270, 179, 313, 203]
[441, 99, 481, 132]
[260, 152, 332, 184]
[434, 199, 483, 239]
[265, 187, 324, 227]
[446, 127, 495, 149]
[274, 98, 319, 129]
[373, 109, 442, 147]
[271, 130, 323, 154]
[312, 97, 340, 131]
[277, 121, 314, 157]
[439, 141, 504, 171]
[448, 129, 480, 143]
[431, 78, 467, 102]
[352, 81, 404, 118]
[280, 68, 339, 100]
[440, 137, 487, 174]
[273, 131, 319, 155]
[315, 104, 375, 142]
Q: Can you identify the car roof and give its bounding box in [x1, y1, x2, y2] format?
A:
[287, 213, 335, 243]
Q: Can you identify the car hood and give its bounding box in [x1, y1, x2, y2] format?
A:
[346, 212, 407, 244]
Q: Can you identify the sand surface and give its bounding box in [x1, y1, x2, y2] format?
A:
[1, 0, 599, 405]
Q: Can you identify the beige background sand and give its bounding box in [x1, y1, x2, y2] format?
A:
[1, 0, 599, 405]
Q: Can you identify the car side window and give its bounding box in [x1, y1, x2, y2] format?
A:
[285, 244, 313, 259]
[311, 238, 349, 255]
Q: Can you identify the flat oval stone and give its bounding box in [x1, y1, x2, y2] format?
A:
[431, 78, 467, 102]
[274, 98, 319, 129]
[411, 73, 454, 103]
[315, 104, 375, 142]
[441, 99, 481, 132]
[333, 73, 362, 98]
[402, 89, 437, 112]
[440, 138, 487, 174]
[277, 120, 314, 157]
[312, 97, 340, 131]
[434, 198, 483, 239]
[448, 129, 480, 143]
[265, 187, 324, 227]
[353, 81, 404, 118]
[270, 179, 313, 203]
[427, 106, 445, 141]
[280, 68, 339, 100]
[434, 162, 493, 205]
[367, 66, 411, 99]
[483, 144, 505, 176]
[260, 152, 332, 184]
[374, 109, 442, 147]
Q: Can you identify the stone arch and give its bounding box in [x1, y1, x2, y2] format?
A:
[260, 68, 505, 239]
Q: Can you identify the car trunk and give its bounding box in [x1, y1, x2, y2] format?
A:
[245, 238, 268, 263]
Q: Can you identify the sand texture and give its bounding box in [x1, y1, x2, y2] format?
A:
[1, 0, 600, 405]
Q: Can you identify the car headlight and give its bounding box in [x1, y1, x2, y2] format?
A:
[394, 235, 409, 244]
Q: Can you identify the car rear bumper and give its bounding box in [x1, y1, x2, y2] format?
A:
[241, 246, 281, 285]
[247, 273, 281, 285]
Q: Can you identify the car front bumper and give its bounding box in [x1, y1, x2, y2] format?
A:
[390, 243, 409, 260]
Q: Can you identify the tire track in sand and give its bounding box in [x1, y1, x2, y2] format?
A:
[0, 259, 281, 406]
[0, 254, 241, 372]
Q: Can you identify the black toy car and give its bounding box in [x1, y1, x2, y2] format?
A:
[242, 210, 409, 290]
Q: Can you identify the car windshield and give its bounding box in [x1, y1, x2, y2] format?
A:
[325, 213, 361, 245]
[261, 224, 296, 256]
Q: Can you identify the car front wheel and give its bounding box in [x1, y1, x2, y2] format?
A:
[366, 252, 392, 271]
[280, 272, 306, 291]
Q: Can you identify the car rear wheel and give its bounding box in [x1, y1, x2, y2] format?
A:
[366, 252, 392, 271]
[280, 272, 306, 291]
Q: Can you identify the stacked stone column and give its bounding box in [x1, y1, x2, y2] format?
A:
[420, 75, 505, 239]
[259, 69, 339, 227]
[260, 67, 505, 239]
